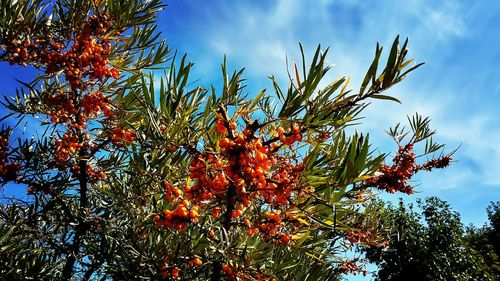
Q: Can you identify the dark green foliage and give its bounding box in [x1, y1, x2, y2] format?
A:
[0, 0, 448, 280]
[464, 202, 500, 279]
[364, 198, 499, 281]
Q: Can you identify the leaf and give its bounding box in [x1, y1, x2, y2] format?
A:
[383, 35, 400, 88]
[371, 94, 401, 104]
[360, 43, 382, 95]
[249, 89, 266, 110]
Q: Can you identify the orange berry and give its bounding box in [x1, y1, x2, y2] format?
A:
[235, 134, 245, 144]
[260, 223, 267, 231]
[222, 264, 232, 274]
[277, 127, 285, 134]
[219, 138, 231, 148]
[254, 140, 263, 149]
[282, 234, 291, 244]
[247, 228, 258, 236]
[189, 209, 198, 218]
[244, 219, 251, 228]
[173, 188, 183, 197]
[254, 167, 264, 177]
[208, 229, 215, 238]
[216, 120, 227, 134]
[279, 134, 286, 143]
[172, 267, 179, 278]
[212, 208, 222, 218]
[256, 152, 266, 161]
[193, 257, 203, 267]
[272, 214, 282, 223]
[230, 122, 237, 130]
[231, 209, 242, 218]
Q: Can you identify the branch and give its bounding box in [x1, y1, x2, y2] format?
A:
[62, 124, 90, 280]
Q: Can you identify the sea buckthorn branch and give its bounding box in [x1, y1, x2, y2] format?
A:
[139, 37, 438, 279]
[0, 3, 453, 278]
[138, 39, 446, 279]
[360, 115, 454, 195]
[153, 106, 311, 278]
[0, 4, 165, 279]
[336, 257, 369, 276]
[360, 146, 451, 195]
[0, 1, 172, 279]
[0, 129, 21, 183]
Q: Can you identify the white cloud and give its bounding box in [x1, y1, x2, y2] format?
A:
[167, 0, 500, 195]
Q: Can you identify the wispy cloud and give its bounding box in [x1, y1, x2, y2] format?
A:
[160, 0, 500, 225]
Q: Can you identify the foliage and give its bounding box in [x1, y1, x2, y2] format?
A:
[0, 0, 452, 280]
[464, 202, 500, 279]
[363, 198, 499, 281]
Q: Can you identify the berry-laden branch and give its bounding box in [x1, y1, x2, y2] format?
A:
[360, 143, 452, 194]
[0, 130, 21, 183]
[1, 9, 139, 278]
[0, 2, 453, 279]
[154, 109, 307, 278]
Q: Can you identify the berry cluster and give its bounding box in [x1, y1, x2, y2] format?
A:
[4, 14, 118, 90]
[47, 91, 112, 128]
[46, 93, 77, 124]
[154, 199, 200, 232]
[4, 38, 40, 67]
[80, 91, 113, 118]
[337, 258, 367, 276]
[249, 212, 292, 245]
[110, 125, 136, 148]
[0, 131, 20, 182]
[45, 14, 117, 89]
[70, 164, 106, 184]
[188, 117, 302, 241]
[54, 131, 85, 162]
[10, 14, 132, 171]
[344, 229, 388, 248]
[364, 143, 417, 194]
[420, 155, 452, 171]
[362, 143, 452, 194]
[155, 115, 305, 247]
[159, 261, 180, 279]
[189, 117, 303, 206]
[27, 183, 55, 195]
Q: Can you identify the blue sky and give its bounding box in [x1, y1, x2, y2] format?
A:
[0, 0, 499, 278]
[154, 0, 500, 227]
[155, 2, 499, 277]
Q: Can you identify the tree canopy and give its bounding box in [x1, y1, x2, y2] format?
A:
[362, 198, 500, 281]
[0, 0, 452, 280]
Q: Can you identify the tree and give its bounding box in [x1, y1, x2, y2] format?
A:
[486, 202, 500, 258]
[465, 202, 500, 279]
[363, 198, 498, 281]
[0, 0, 452, 280]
